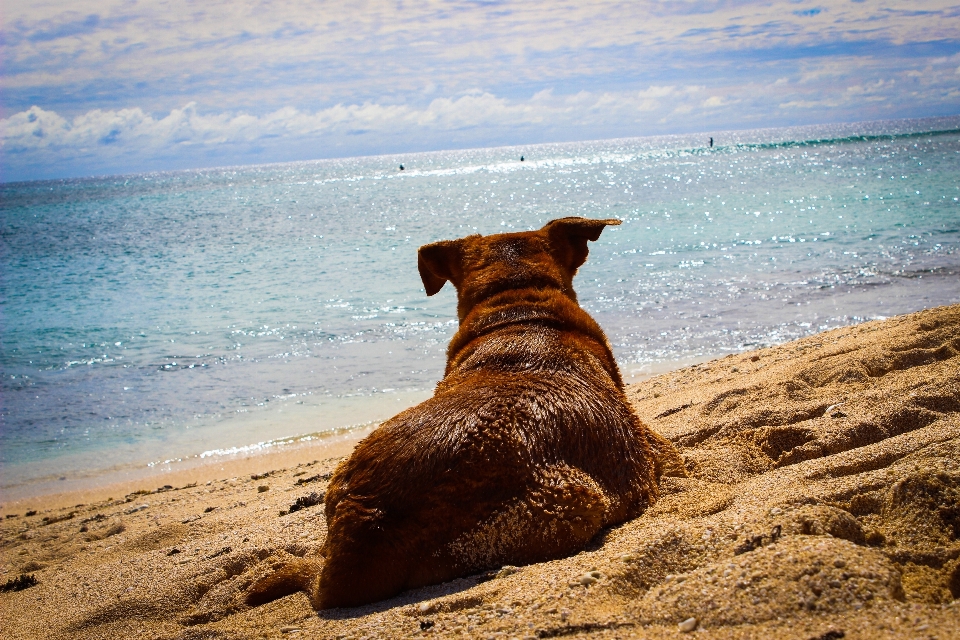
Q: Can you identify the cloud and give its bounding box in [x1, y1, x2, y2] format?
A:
[0, 83, 741, 149]
[0, 91, 657, 157]
[3, 103, 255, 153]
[26, 13, 103, 43]
[639, 86, 676, 99]
[702, 95, 740, 108]
[778, 99, 839, 109]
[845, 79, 895, 95]
[0, 86, 711, 179]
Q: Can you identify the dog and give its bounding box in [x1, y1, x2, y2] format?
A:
[246, 217, 684, 609]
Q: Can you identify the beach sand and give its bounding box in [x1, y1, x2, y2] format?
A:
[2, 304, 959, 639]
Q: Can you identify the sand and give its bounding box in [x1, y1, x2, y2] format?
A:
[2, 304, 959, 639]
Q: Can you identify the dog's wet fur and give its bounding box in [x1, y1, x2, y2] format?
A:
[246, 217, 684, 609]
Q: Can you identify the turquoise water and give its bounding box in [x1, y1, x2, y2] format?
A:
[2, 116, 959, 496]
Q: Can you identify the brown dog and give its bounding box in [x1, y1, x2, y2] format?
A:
[247, 217, 683, 609]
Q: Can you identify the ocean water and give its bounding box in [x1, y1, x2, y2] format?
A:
[2, 116, 959, 498]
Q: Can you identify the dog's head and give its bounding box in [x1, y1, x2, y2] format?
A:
[418, 217, 621, 320]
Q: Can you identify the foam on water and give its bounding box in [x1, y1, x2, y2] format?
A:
[2, 116, 959, 498]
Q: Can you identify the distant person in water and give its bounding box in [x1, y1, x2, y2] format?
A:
[709, 138, 713, 148]
[399, 164, 404, 170]
[520, 155, 524, 161]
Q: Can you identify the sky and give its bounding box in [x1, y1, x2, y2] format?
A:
[2, 0, 959, 182]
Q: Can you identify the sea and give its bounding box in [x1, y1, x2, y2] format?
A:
[2, 116, 959, 501]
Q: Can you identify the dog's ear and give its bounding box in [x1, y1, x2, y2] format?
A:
[545, 217, 621, 272]
[418, 239, 464, 296]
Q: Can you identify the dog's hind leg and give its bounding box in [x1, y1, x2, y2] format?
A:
[527, 465, 611, 554]
[442, 465, 611, 571]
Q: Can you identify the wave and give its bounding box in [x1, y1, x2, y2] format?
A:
[732, 126, 960, 153]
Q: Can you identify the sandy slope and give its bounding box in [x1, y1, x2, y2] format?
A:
[2, 304, 959, 639]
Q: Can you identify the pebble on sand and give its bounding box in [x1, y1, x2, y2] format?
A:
[579, 571, 602, 586]
[678, 617, 698, 632]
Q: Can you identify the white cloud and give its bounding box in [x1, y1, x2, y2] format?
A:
[0, 86, 739, 177]
[638, 86, 675, 99]
[3, 103, 277, 153]
[778, 99, 840, 109]
[845, 79, 895, 95]
[702, 96, 740, 108]
[1, 86, 719, 157]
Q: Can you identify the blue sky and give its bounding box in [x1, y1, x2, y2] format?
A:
[3, 0, 959, 182]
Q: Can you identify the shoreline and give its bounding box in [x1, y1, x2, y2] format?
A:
[1, 355, 716, 511]
[0, 388, 434, 506]
[0, 425, 375, 514]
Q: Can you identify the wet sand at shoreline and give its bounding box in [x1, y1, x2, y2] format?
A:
[2, 304, 959, 639]
[0, 427, 376, 514]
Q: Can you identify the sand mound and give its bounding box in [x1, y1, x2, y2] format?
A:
[2, 304, 959, 638]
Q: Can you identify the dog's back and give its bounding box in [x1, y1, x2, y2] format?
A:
[248, 218, 683, 609]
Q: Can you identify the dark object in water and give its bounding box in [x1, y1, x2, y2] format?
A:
[246, 217, 684, 609]
[520, 155, 524, 161]
[1, 574, 38, 592]
[709, 137, 713, 148]
[399, 164, 404, 170]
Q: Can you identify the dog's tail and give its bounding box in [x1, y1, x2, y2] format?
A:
[245, 555, 323, 608]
